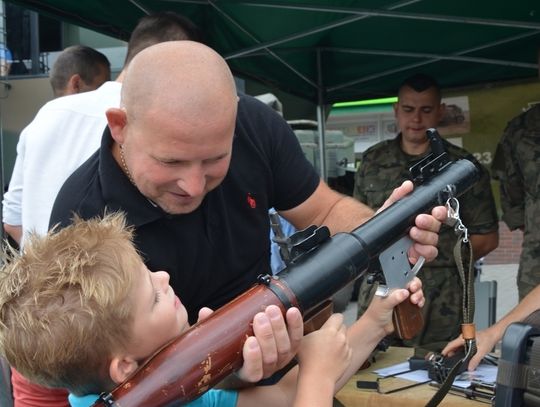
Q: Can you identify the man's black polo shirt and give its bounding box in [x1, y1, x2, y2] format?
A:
[50, 95, 320, 322]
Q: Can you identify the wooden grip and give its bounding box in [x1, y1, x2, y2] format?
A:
[392, 299, 424, 340]
[303, 299, 334, 334]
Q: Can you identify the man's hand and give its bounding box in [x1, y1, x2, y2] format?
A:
[379, 180, 446, 263]
[442, 328, 496, 371]
[199, 305, 303, 383]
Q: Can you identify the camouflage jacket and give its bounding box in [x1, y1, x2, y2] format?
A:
[492, 103, 540, 238]
[354, 134, 498, 268]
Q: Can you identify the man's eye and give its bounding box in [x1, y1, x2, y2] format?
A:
[204, 155, 226, 165]
[154, 290, 161, 304]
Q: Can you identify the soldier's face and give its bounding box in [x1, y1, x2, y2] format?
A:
[394, 86, 444, 144]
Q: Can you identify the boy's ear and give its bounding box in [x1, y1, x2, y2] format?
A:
[109, 355, 139, 384]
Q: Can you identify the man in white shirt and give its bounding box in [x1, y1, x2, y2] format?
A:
[2, 81, 121, 244]
[48, 45, 111, 98]
[2, 46, 111, 245]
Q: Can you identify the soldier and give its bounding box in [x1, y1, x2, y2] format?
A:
[353, 73, 499, 350]
[492, 102, 540, 300]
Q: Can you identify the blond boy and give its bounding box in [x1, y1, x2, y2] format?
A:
[0, 213, 424, 406]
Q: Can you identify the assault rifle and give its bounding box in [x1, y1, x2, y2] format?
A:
[92, 129, 481, 407]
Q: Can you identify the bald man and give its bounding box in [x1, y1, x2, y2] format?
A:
[50, 40, 445, 362]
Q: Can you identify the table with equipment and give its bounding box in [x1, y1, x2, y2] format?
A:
[336, 347, 492, 407]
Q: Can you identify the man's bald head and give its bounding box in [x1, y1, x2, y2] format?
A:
[106, 41, 238, 215]
[121, 41, 237, 124]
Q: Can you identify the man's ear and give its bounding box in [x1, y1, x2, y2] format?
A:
[106, 108, 128, 145]
[109, 355, 139, 384]
[66, 74, 82, 95]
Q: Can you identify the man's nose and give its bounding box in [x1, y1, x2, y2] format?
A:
[177, 165, 205, 196]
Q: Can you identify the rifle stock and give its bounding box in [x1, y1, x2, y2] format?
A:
[92, 158, 480, 407]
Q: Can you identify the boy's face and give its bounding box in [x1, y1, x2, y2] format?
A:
[125, 263, 189, 361]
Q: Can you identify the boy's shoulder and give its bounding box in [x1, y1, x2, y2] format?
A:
[67, 388, 238, 407]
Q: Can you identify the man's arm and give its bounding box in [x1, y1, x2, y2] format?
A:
[470, 231, 498, 260]
[281, 179, 445, 263]
[3, 224, 22, 245]
[281, 180, 374, 235]
[352, 158, 368, 203]
[493, 127, 525, 230]
[443, 284, 540, 370]
[3, 128, 29, 246]
[460, 157, 499, 260]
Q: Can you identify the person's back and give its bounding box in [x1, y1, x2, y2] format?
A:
[1, 11, 202, 407]
[3, 82, 121, 245]
[2, 45, 112, 247]
[49, 45, 111, 98]
[492, 103, 540, 299]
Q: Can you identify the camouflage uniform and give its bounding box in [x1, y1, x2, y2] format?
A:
[354, 134, 498, 350]
[492, 104, 540, 300]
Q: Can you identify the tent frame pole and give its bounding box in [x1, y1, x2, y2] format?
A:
[316, 48, 327, 182]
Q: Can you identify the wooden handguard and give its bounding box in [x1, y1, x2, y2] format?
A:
[392, 300, 424, 340]
[303, 299, 334, 334]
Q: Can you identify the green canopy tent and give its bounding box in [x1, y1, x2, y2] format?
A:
[6, 0, 540, 177]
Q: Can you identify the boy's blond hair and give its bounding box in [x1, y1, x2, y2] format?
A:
[0, 212, 142, 395]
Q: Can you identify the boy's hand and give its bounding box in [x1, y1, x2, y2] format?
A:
[296, 313, 351, 383]
[197, 305, 303, 383]
[240, 306, 304, 382]
[378, 180, 446, 264]
[364, 277, 425, 335]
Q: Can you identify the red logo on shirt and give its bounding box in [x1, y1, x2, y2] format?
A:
[247, 193, 257, 208]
